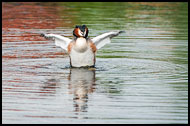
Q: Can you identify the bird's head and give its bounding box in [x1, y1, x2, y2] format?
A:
[73, 25, 88, 38]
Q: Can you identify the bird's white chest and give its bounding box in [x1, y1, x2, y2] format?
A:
[69, 39, 95, 67]
[74, 38, 88, 52]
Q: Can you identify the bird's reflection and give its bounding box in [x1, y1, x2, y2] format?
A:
[68, 67, 96, 112]
[41, 67, 96, 113]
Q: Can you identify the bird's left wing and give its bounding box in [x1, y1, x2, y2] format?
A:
[92, 31, 125, 49]
[41, 33, 72, 52]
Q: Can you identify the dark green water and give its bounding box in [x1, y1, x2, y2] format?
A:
[2, 2, 188, 124]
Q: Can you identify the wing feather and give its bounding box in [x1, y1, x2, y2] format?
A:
[41, 33, 72, 52]
[92, 31, 125, 49]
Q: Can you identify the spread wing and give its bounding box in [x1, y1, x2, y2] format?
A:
[92, 31, 125, 49]
[41, 33, 72, 52]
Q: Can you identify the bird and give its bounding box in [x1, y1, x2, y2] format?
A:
[41, 25, 125, 68]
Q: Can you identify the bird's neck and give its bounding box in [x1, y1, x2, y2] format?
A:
[74, 37, 88, 52]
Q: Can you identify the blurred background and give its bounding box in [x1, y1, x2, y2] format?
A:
[2, 2, 188, 124]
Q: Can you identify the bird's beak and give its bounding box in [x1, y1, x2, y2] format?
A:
[81, 32, 85, 37]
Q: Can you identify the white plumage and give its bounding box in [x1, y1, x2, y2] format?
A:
[41, 30, 124, 67]
[41, 30, 124, 52]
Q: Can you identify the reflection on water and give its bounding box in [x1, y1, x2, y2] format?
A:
[68, 68, 96, 112]
[39, 67, 96, 113]
[2, 2, 188, 124]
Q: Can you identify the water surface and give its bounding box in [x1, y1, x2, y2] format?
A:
[2, 2, 188, 124]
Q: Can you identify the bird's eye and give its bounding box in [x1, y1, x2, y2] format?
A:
[75, 25, 79, 28]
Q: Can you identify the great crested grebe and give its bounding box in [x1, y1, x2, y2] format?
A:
[41, 25, 124, 67]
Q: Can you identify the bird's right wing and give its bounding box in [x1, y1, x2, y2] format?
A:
[41, 33, 72, 52]
[92, 31, 125, 49]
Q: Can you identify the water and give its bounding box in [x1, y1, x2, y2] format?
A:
[2, 2, 188, 124]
